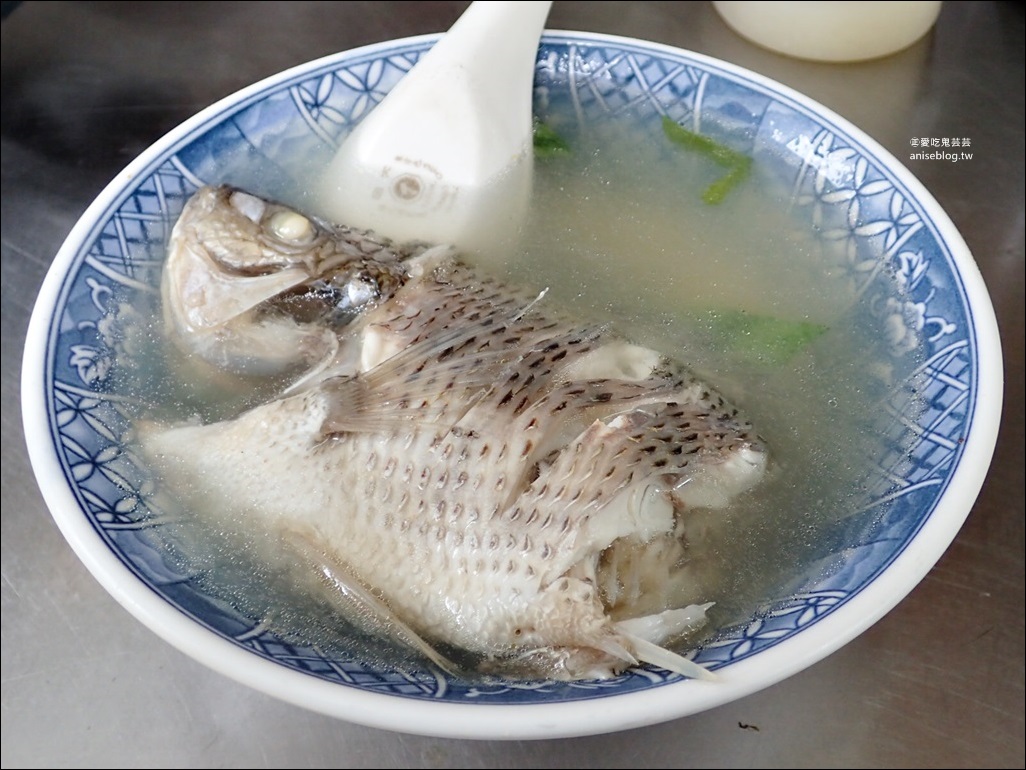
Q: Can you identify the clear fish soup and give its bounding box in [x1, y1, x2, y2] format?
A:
[113, 71, 924, 680]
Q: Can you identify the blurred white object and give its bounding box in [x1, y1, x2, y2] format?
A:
[317, 1, 552, 256]
[712, 1, 943, 62]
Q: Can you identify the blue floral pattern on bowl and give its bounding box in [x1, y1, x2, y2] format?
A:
[39, 34, 978, 705]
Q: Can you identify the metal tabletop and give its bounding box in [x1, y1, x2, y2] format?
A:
[2, 2, 1022, 767]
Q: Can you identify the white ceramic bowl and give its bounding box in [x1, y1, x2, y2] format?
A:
[22, 31, 1002, 740]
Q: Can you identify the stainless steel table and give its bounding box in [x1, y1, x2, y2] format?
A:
[2, 2, 1022, 767]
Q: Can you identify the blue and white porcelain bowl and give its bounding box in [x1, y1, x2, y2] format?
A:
[22, 32, 1002, 739]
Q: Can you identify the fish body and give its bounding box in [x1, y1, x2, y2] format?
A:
[142, 185, 768, 680]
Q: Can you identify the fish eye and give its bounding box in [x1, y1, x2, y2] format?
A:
[228, 190, 267, 223]
[267, 210, 316, 244]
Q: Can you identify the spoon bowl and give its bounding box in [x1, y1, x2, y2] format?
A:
[317, 1, 553, 254]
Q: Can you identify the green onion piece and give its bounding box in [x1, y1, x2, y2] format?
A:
[533, 119, 571, 157]
[661, 116, 752, 204]
[702, 310, 829, 365]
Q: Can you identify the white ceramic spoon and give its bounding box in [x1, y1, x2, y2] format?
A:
[315, 1, 553, 259]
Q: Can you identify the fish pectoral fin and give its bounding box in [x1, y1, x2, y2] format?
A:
[317, 367, 487, 435]
[316, 308, 592, 435]
[285, 530, 462, 677]
[312, 326, 505, 434]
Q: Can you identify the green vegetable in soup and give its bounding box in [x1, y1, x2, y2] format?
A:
[661, 116, 752, 204]
[533, 118, 571, 157]
[700, 310, 829, 365]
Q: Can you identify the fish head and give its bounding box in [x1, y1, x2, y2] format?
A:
[162, 185, 415, 376]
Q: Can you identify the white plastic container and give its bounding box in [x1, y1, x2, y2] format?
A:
[712, 1, 943, 62]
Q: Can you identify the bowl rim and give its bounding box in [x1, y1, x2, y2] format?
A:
[21, 29, 1004, 740]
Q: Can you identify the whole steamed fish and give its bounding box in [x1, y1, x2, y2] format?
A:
[141, 185, 768, 681]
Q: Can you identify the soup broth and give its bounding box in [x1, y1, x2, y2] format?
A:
[492, 119, 914, 630]
[117, 109, 922, 675]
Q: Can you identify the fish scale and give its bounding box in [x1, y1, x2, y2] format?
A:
[141, 185, 769, 680]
